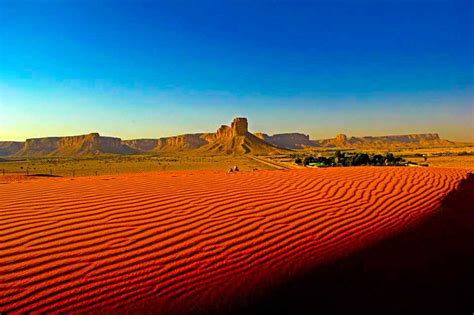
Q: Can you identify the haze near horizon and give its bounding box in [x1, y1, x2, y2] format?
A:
[1, 0, 473, 142]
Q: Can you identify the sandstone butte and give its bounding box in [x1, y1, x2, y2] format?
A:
[0, 167, 472, 313]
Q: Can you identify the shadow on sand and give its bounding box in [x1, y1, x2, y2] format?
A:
[236, 173, 474, 315]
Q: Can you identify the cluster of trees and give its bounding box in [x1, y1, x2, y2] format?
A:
[295, 151, 408, 167]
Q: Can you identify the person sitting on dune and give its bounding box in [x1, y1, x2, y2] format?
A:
[233, 165, 239, 172]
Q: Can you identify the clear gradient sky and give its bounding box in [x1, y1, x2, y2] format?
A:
[1, 0, 473, 141]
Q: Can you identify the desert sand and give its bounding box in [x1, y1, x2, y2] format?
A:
[0, 167, 471, 313]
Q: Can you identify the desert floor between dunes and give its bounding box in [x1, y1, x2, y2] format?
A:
[1, 167, 472, 314]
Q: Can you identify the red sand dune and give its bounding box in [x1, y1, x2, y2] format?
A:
[0, 167, 471, 314]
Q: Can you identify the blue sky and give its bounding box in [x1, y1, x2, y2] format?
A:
[0, 0, 473, 141]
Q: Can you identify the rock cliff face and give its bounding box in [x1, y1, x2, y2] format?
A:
[125, 118, 282, 154]
[358, 133, 444, 144]
[215, 117, 248, 139]
[124, 135, 210, 152]
[231, 117, 248, 136]
[216, 125, 233, 139]
[335, 134, 349, 145]
[0, 141, 24, 156]
[254, 132, 455, 149]
[15, 133, 135, 157]
[312, 133, 453, 148]
[317, 134, 349, 147]
[255, 133, 313, 149]
[122, 118, 282, 154]
[122, 139, 160, 152]
[199, 118, 283, 154]
[155, 134, 210, 152]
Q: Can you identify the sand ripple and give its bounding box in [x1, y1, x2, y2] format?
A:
[0, 167, 470, 313]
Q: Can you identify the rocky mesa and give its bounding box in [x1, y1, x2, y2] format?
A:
[258, 132, 455, 149]
[0, 118, 461, 157]
[12, 133, 135, 157]
[124, 117, 283, 154]
[312, 133, 454, 148]
[255, 133, 314, 149]
[197, 117, 283, 154]
[0, 141, 25, 156]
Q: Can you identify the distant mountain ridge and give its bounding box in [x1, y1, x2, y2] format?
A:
[255, 133, 313, 149]
[314, 133, 454, 148]
[1, 118, 283, 157]
[0, 118, 460, 157]
[258, 132, 454, 149]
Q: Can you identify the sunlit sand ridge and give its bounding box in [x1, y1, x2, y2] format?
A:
[0, 167, 470, 313]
